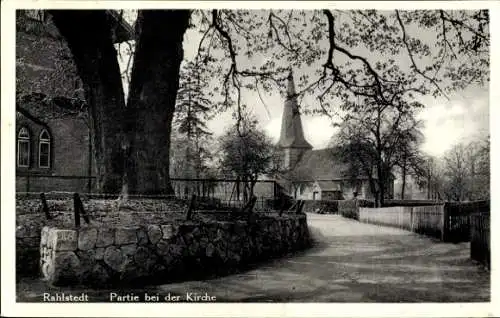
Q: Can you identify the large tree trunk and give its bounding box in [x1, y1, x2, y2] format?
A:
[50, 11, 126, 194]
[125, 10, 191, 195]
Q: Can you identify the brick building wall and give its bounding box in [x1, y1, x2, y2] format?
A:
[16, 112, 95, 193]
[15, 11, 95, 193]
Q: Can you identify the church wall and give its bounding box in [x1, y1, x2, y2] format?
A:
[292, 182, 319, 200]
[283, 147, 310, 170]
[288, 147, 308, 169]
[16, 115, 94, 193]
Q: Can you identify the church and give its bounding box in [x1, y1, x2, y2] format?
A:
[274, 71, 394, 201]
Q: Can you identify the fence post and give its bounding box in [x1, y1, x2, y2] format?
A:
[73, 193, 81, 228]
[73, 193, 90, 225]
[40, 192, 51, 220]
[355, 199, 360, 220]
[410, 207, 414, 232]
[186, 195, 196, 221]
[441, 204, 449, 242]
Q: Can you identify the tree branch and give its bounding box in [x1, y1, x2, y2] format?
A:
[323, 9, 388, 105]
[395, 10, 449, 100]
[441, 10, 489, 42]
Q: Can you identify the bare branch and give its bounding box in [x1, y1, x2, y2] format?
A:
[323, 9, 388, 105]
[268, 11, 299, 56]
[439, 10, 459, 60]
[396, 10, 449, 100]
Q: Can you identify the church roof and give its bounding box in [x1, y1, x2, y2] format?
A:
[277, 71, 313, 149]
[293, 148, 349, 181]
[291, 148, 377, 182]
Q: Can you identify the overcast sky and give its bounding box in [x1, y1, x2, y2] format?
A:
[118, 9, 490, 158]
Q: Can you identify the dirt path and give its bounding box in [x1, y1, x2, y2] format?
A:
[17, 214, 489, 302]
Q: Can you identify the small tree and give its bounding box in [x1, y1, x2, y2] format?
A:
[393, 123, 426, 199]
[332, 97, 423, 206]
[441, 135, 490, 201]
[219, 113, 276, 202]
[173, 60, 215, 182]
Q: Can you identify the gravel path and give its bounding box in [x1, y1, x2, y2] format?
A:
[16, 214, 489, 302]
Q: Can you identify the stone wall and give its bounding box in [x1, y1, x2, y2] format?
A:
[16, 198, 189, 277]
[40, 214, 310, 287]
[16, 212, 75, 277]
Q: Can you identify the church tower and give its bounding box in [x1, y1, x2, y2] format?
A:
[277, 70, 313, 169]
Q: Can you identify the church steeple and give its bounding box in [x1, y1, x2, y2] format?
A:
[277, 70, 313, 150]
[287, 69, 296, 97]
[277, 69, 313, 169]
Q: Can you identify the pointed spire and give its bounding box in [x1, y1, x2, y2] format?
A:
[277, 68, 313, 150]
[287, 69, 296, 98]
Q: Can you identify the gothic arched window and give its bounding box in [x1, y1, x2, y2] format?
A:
[39, 129, 51, 168]
[17, 127, 30, 167]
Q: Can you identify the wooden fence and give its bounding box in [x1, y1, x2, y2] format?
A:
[412, 206, 445, 239]
[359, 205, 444, 239]
[470, 211, 490, 269]
[443, 200, 490, 242]
[357, 201, 490, 244]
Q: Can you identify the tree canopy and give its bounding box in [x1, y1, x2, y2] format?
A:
[34, 8, 489, 195]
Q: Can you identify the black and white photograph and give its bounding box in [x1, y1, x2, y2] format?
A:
[1, 1, 497, 317]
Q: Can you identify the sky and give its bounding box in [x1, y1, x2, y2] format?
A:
[117, 9, 490, 159]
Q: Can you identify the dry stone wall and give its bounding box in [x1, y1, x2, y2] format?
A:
[40, 214, 310, 287]
[16, 198, 188, 277]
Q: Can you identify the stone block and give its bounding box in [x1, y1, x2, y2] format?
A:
[136, 228, 149, 245]
[16, 225, 27, 238]
[133, 246, 150, 265]
[120, 258, 139, 280]
[168, 243, 183, 258]
[103, 246, 125, 272]
[191, 226, 201, 238]
[78, 228, 98, 250]
[156, 240, 169, 256]
[96, 228, 115, 247]
[161, 225, 174, 240]
[147, 225, 162, 244]
[41, 226, 50, 246]
[50, 251, 81, 285]
[121, 244, 137, 256]
[205, 243, 215, 257]
[23, 237, 40, 248]
[89, 263, 110, 285]
[50, 229, 78, 251]
[95, 247, 105, 260]
[115, 228, 138, 245]
[41, 261, 53, 279]
[76, 249, 96, 277]
[188, 241, 200, 256]
[183, 231, 194, 245]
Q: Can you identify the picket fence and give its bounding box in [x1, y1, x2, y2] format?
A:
[359, 205, 445, 239]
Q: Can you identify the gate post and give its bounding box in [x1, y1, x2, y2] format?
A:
[441, 204, 449, 242]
